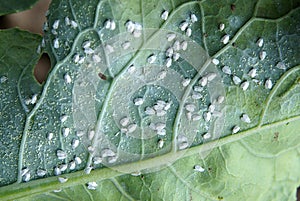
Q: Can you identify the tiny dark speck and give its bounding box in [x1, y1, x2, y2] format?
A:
[231, 4, 236, 11]
[98, 72, 106, 80]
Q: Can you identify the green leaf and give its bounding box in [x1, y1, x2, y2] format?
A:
[1, 1, 300, 200]
[0, 0, 40, 16]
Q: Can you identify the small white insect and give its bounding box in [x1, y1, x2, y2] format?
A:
[76, 130, 85, 137]
[217, 95, 225, 104]
[191, 92, 202, 100]
[134, 22, 142, 30]
[165, 57, 172, 67]
[0, 76, 8, 83]
[122, 41, 131, 50]
[134, 98, 144, 106]
[54, 167, 61, 176]
[53, 189, 62, 193]
[62, 127, 70, 137]
[110, 20, 116, 30]
[185, 104, 196, 112]
[161, 10, 169, 20]
[74, 156, 82, 164]
[147, 54, 156, 64]
[69, 161, 76, 170]
[265, 79, 273, 89]
[193, 86, 203, 92]
[259, 51, 267, 60]
[47, 132, 54, 141]
[125, 20, 135, 33]
[59, 164, 68, 172]
[78, 56, 85, 64]
[179, 21, 189, 31]
[21, 167, 29, 176]
[158, 139, 164, 148]
[65, 17, 70, 26]
[121, 128, 128, 133]
[145, 107, 156, 115]
[92, 54, 101, 63]
[199, 77, 208, 87]
[256, 38, 264, 47]
[248, 68, 257, 78]
[276, 62, 286, 70]
[232, 125, 240, 134]
[194, 165, 205, 172]
[178, 141, 189, 150]
[37, 169, 46, 177]
[240, 81, 250, 91]
[52, 20, 60, 30]
[181, 41, 188, 51]
[221, 34, 230, 44]
[60, 115, 68, 123]
[208, 104, 215, 113]
[120, 117, 130, 127]
[73, 54, 80, 63]
[82, 41, 91, 49]
[85, 167, 92, 174]
[221, 65, 231, 75]
[241, 113, 251, 123]
[219, 23, 225, 31]
[104, 19, 111, 29]
[53, 38, 59, 49]
[87, 182, 98, 190]
[203, 132, 212, 139]
[156, 109, 167, 117]
[155, 122, 166, 131]
[70, 20, 78, 28]
[29, 94, 38, 105]
[206, 72, 217, 82]
[108, 156, 118, 163]
[57, 150, 67, 160]
[186, 28, 192, 37]
[127, 64, 136, 73]
[203, 112, 211, 122]
[182, 78, 191, 87]
[165, 47, 174, 57]
[164, 102, 171, 111]
[157, 70, 167, 80]
[133, 30, 142, 38]
[84, 48, 94, 55]
[64, 73, 71, 84]
[23, 172, 30, 182]
[190, 14, 198, 23]
[173, 40, 181, 51]
[232, 75, 242, 85]
[88, 146, 95, 153]
[58, 177, 68, 183]
[36, 45, 41, 54]
[186, 112, 192, 120]
[192, 114, 201, 121]
[212, 58, 219, 65]
[172, 52, 180, 61]
[167, 33, 176, 41]
[128, 124, 137, 133]
[157, 129, 166, 136]
[93, 157, 102, 165]
[72, 139, 80, 149]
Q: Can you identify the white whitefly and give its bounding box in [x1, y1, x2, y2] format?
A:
[52, 20, 60, 29]
[76, 130, 84, 137]
[82, 41, 91, 49]
[121, 41, 131, 50]
[127, 124, 137, 133]
[167, 33, 176, 41]
[108, 156, 118, 164]
[64, 73, 72, 84]
[248, 68, 257, 78]
[182, 78, 191, 87]
[62, 127, 70, 137]
[0, 76, 8, 83]
[186, 112, 192, 120]
[156, 109, 167, 117]
[65, 17, 70, 25]
[256, 38, 264, 47]
[104, 19, 111, 29]
[185, 104, 196, 112]
[73, 54, 80, 63]
[212, 58, 219, 65]
[134, 98, 144, 106]
[47, 132, 54, 141]
[202, 132, 211, 139]
[88, 130, 95, 141]
[84, 48, 94, 55]
[192, 92, 202, 100]
[120, 117, 130, 127]
[199, 77, 208, 87]
[241, 113, 251, 123]
[208, 104, 215, 113]
[164, 102, 171, 110]
[70, 20, 78, 28]
[21, 167, 29, 176]
[232, 75, 242, 85]
[179, 21, 189, 31]
[59, 164, 68, 172]
[54, 167, 61, 176]
[240, 81, 250, 91]
[217, 95, 225, 104]
[53, 38, 59, 49]
[145, 107, 155, 115]
[172, 52, 180, 61]
[221, 34, 230, 44]
[87, 182, 98, 190]
[60, 115, 68, 123]
[134, 22, 142, 30]
[259, 51, 267, 61]
[219, 23, 225, 31]
[78, 56, 85, 64]
[88, 146, 95, 153]
[155, 122, 166, 131]
[193, 86, 203, 92]
[165, 47, 174, 57]
[265, 79, 273, 89]
[222, 66, 232, 75]
[203, 112, 211, 122]
[173, 40, 180, 51]
[72, 139, 80, 149]
[69, 161, 76, 170]
[74, 156, 82, 164]
[206, 72, 217, 82]
[190, 14, 198, 23]
[125, 20, 135, 33]
[93, 157, 102, 165]
[110, 20, 116, 30]
[192, 114, 201, 121]
[147, 54, 156, 64]
[157, 70, 167, 80]
[121, 128, 128, 133]
[56, 150, 67, 160]
[23, 172, 30, 182]
[127, 64, 136, 73]
[161, 10, 169, 20]
[37, 169, 46, 177]
[178, 141, 189, 150]
[181, 41, 188, 51]
[276, 62, 286, 70]
[158, 139, 164, 148]
[194, 165, 205, 172]
[186, 28, 192, 37]
[92, 54, 101, 63]
[85, 166, 92, 174]
[133, 30, 142, 38]
[232, 125, 240, 134]
[58, 177, 68, 183]
[165, 57, 172, 67]
[30, 94, 38, 104]
[157, 129, 166, 136]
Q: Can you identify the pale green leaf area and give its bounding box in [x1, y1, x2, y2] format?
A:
[0, 0, 299, 200]
[0, 0, 40, 16]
